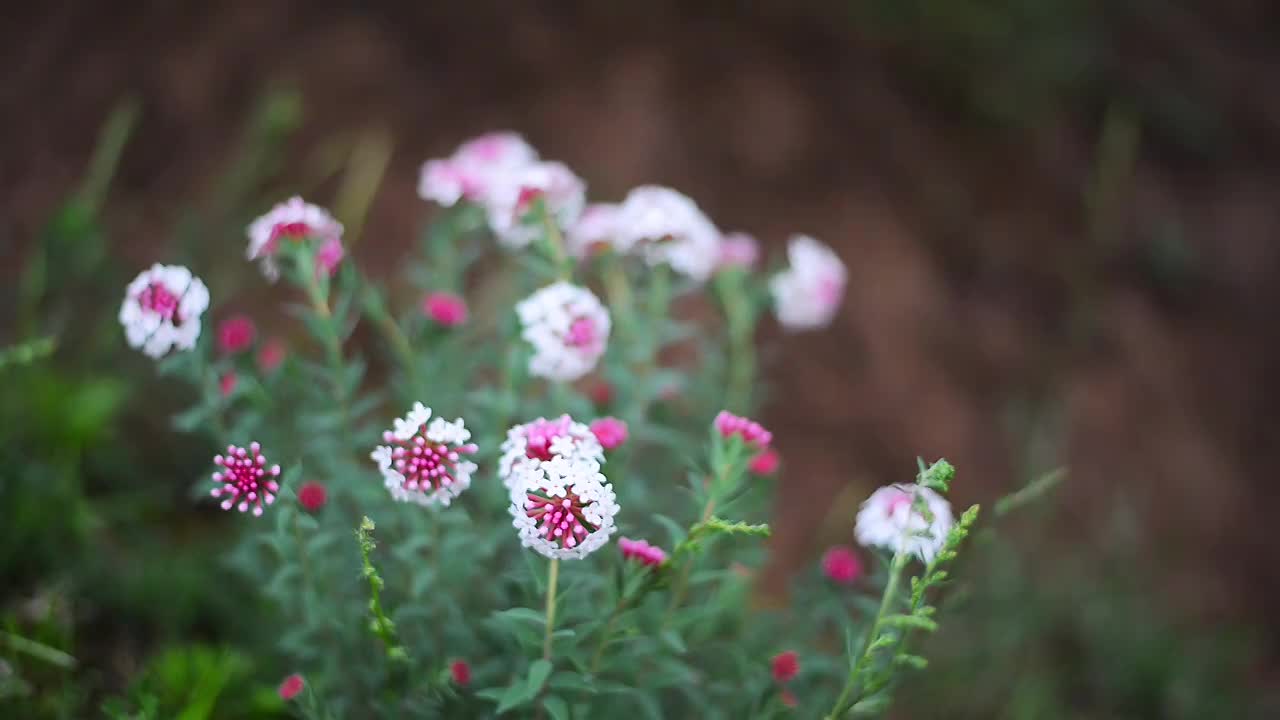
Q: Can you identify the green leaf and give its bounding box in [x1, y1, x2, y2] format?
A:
[542, 695, 570, 720]
[495, 681, 534, 714]
[883, 614, 938, 633]
[492, 607, 547, 627]
[526, 659, 552, 695]
[660, 629, 687, 654]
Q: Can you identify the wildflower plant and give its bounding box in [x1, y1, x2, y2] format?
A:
[134, 131, 1006, 718]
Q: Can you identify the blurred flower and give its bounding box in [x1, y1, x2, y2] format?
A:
[715, 410, 773, 448]
[588, 380, 614, 407]
[119, 264, 209, 359]
[770, 235, 846, 330]
[219, 371, 237, 398]
[717, 231, 760, 270]
[257, 338, 287, 373]
[485, 160, 586, 248]
[855, 484, 953, 563]
[516, 282, 611, 382]
[277, 673, 304, 701]
[216, 314, 255, 355]
[421, 291, 469, 327]
[566, 203, 622, 258]
[418, 131, 538, 207]
[371, 402, 478, 508]
[210, 442, 281, 517]
[771, 651, 800, 683]
[619, 537, 667, 566]
[749, 447, 780, 475]
[589, 417, 628, 450]
[298, 481, 327, 512]
[450, 660, 472, 686]
[820, 545, 863, 585]
[316, 236, 345, 276]
[614, 185, 721, 282]
[511, 455, 619, 560]
[246, 196, 343, 281]
[500, 415, 604, 502]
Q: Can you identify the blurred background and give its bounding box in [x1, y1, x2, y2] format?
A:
[5, 1, 1280, 717]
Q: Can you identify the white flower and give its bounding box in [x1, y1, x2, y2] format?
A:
[770, 234, 846, 330]
[499, 416, 605, 502]
[246, 197, 344, 281]
[516, 282, 611, 382]
[119, 264, 210, 358]
[417, 131, 539, 207]
[484, 161, 586, 249]
[511, 455, 619, 560]
[370, 402, 479, 508]
[854, 484, 953, 563]
[565, 203, 623, 259]
[614, 185, 721, 282]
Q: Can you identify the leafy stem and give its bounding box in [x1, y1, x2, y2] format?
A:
[542, 558, 560, 662]
[356, 517, 407, 661]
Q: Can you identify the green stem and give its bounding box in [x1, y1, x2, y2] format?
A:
[827, 551, 908, 719]
[542, 558, 560, 661]
[589, 597, 629, 674]
[663, 494, 717, 623]
[1, 630, 76, 669]
[541, 205, 571, 281]
[302, 263, 352, 431]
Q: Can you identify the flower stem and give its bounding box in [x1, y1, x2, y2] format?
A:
[588, 597, 628, 674]
[542, 558, 560, 661]
[827, 550, 908, 719]
[663, 495, 717, 622]
[540, 205, 571, 281]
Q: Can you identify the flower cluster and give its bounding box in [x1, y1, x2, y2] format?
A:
[619, 537, 667, 566]
[715, 410, 773, 449]
[119, 264, 209, 358]
[566, 186, 722, 282]
[854, 483, 954, 563]
[516, 282, 611, 381]
[510, 455, 620, 560]
[246, 196, 345, 281]
[499, 415, 604, 501]
[371, 403, 479, 508]
[209, 442, 281, 516]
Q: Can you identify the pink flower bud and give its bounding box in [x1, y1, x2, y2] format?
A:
[450, 660, 472, 686]
[219, 372, 237, 397]
[619, 537, 667, 566]
[422, 292, 469, 327]
[217, 315, 256, 355]
[714, 410, 772, 448]
[749, 447, 780, 475]
[589, 417, 628, 450]
[278, 673, 304, 700]
[771, 651, 799, 683]
[298, 482, 328, 512]
[820, 546, 863, 585]
[257, 338, 287, 373]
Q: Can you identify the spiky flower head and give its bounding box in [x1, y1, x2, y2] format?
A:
[210, 442, 281, 516]
[510, 455, 619, 560]
[371, 402, 478, 508]
[499, 415, 604, 502]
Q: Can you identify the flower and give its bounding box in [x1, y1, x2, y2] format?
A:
[246, 197, 344, 281]
[418, 132, 539, 207]
[511, 455, 619, 560]
[258, 338, 287, 373]
[216, 315, 256, 355]
[718, 231, 760, 270]
[371, 402, 478, 508]
[119, 264, 209, 358]
[499, 415, 604, 502]
[450, 660, 472, 686]
[770, 235, 846, 330]
[566, 203, 622, 258]
[422, 291, 469, 327]
[614, 185, 721, 282]
[714, 410, 773, 448]
[219, 371, 237, 397]
[277, 674, 304, 700]
[589, 417, 628, 450]
[771, 651, 800, 683]
[484, 161, 586, 248]
[619, 537, 667, 566]
[820, 546, 863, 585]
[210, 442, 281, 516]
[588, 381, 614, 407]
[298, 482, 328, 512]
[516, 282, 611, 382]
[855, 484, 954, 563]
[749, 447, 780, 475]
[316, 236, 345, 276]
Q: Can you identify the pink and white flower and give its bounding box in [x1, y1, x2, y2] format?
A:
[619, 537, 667, 566]
[119, 264, 209, 358]
[370, 402, 478, 508]
[499, 415, 604, 502]
[246, 197, 344, 281]
[854, 484, 953, 563]
[770, 235, 846, 330]
[510, 455, 619, 560]
[516, 282, 611, 382]
[418, 132, 539, 207]
[614, 186, 721, 282]
[210, 442, 281, 517]
[566, 203, 623, 258]
[717, 231, 760, 270]
[484, 161, 585, 249]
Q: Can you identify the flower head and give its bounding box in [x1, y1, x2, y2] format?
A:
[589, 417, 628, 450]
[770, 235, 846, 330]
[855, 484, 954, 563]
[714, 411, 773, 449]
[749, 447, 780, 475]
[820, 545, 863, 585]
[619, 537, 667, 566]
[500, 415, 604, 502]
[298, 481, 328, 512]
[210, 442, 281, 516]
[422, 291, 469, 327]
[217, 315, 256, 355]
[511, 455, 619, 560]
[246, 197, 343, 281]
[614, 185, 721, 282]
[258, 338, 287, 373]
[119, 264, 209, 358]
[516, 282, 611, 382]
[450, 660, 472, 686]
[718, 231, 760, 270]
[418, 132, 539, 207]
[484, 161, 585, 248]
[371, 402, 478, 508]
[566, 203, 623, 258]
[278, 674, 304, 701]
[771, 651, 800, 683]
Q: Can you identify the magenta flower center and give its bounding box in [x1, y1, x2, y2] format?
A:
[515, 186, 545, 215]
[523, 418, 572, 461]
[565, 317, 598, 348]
[526, 491, 597, 550]
[138, 282, 182, 321]
[885, 491, 913, 516]
[211, 444, 280, 515]
[264, 221, 315, 255]
[387, 431, 476, 493]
